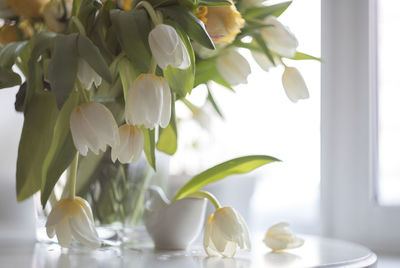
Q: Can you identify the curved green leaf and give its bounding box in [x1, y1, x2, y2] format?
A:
[157, 94, 177, 155]
[0, 41, 28, 69]
[0, 68, 21, 89]
[110, 9, 151, 73]
[243, 1, 292, 20]
[142, 127, 156, 170]
[289, 52, 322, 62]
[173, 155, 280, 201]
[77, 35, 112, 83]
[161, 5, 215, 49]
[16, 92, 59, 202]
[197, 0, 231, 6]
[48, 34, 79, 109]
[41, 91, 80, 207]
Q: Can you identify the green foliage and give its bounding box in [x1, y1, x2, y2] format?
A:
[157, 94, 178, 155]
[253, 33, 276, 65]
[163, 25, 195, 98]
[290, 52, 322, 62]
[0, 68, 21, 88]
[118, 57, 138, 100]
[0, 41, 27, 69]
[161, 5, 215, 50]
[142, 127, 157, 170]
[197, 0, 231, 6]
[243, 1, 292, 20]
[41, 91, 80, 207]
[48, 34, 79, 109]
[16, 92, 59, 202]
[194, 58, 233, 90]
[173, 155, 280, 201]
[110, 9, 152, 73]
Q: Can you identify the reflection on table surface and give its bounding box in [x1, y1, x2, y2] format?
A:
[0, 235, 377, 268]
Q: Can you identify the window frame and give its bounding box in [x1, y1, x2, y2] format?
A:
[321, 0, 400, 254]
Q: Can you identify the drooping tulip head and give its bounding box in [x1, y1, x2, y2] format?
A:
[263, 222, 304, 251]
[203, 207, 251, 257]
[70, 102, 119, 156]
[282, 66, 309, 102]
[148, 24, 191, 70]
[111, 124, 144, 164]
[125, 74, 172, 129]
[216, 49, 251, 86]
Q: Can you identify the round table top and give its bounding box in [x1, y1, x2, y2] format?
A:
[0, 234, 377, 268]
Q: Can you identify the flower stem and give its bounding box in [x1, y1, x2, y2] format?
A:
[67, 152, 79, 200]
[136, 1, 160, 26]
[77, 81, 89, 102]
[187, 191, 222, 210]
[71, 16, 86, 36]
[149, 57, 157, 74]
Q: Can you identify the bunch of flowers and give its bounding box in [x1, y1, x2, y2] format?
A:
[0, 0, 317, 255]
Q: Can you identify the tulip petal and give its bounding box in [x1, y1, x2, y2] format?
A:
[251, 51, 276, 72]
[282, 67, 309, 103]
[46, 200, 67, 226]
[222, 241, 237, 258]
[70, 108, 89, 156]
[46, 225, 56, 238]
[55, 219, 72, 248]
[216, 50, 251, 86]
[160, 79, 171, 128]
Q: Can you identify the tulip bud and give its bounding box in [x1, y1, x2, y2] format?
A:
[260, 16, 298, 58]
[148, 24, 190, 70]
[70, 102, 119, 156]
[282, 66, 309, 102]
[77, 59, 102, 90]
[251, 51, 276, 72]
[216, 49, 251, 86]
[203, 207, 251, 257]
[111, 124, 144, 164]
[125, 74, 171, 129]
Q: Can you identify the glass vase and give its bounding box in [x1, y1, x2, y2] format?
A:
[35, 150, 169, 247]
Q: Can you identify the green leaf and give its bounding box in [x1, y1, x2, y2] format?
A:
[164, 26, 195, 98]
[0, 41, 28, 69]
[142, 127, 156, 170]
[253, 33, 276, 65]
[243, 1, 292, 19]
[75, 151, 104, 195]
[110, 9, 152, 73]
[41, 91, 80, 207]
[289, 52, 322, 62]
[0, 68, 21, 88]
[48, 34, 79, 109]
[77, 34, 112, 83]
[194, 58, 233, 90]
[207, 86, 224, 118]
[173, 155, 280, 201]
[197, 0, 231, 6]
[161, 5, 215, 49]
[16, 92, 59, 202]
[77, 0, 101, 33]
[118, 57, 138, 100]
[157, 94, 177, 155]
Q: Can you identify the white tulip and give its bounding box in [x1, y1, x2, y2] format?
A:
[125, 74, 171, 129]
[203, 207, 251, 257]
[263, 222, 304, 251]
[251, 51, 276, 72]
[260, 16, 298, 58]
[70, 102, 119, 156]
[77, 58, 102, 90]
[111, 124, 144, 164]
[46, 197, 101, 249]
[282, 66, 309, 102]
[148, 24, 190, 70]
[216, 49, 251, 86]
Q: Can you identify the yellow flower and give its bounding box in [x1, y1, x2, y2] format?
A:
[102, 0, 133, 10]
[46, 197, 101, 248]
[203, 207, 251, 257]
[0, 24, 18, 45]
[196, 1, 245, 45]
[5, 0, 49, 18]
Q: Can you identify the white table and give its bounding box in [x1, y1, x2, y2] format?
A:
[0, 235, 377, 267]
